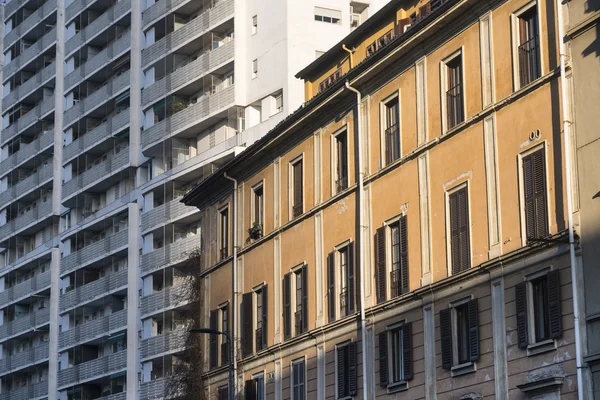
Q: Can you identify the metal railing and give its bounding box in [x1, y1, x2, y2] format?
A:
[58, 309, 127, 350]
[384, 123, 400, 164]
[446, 83, 463, 129]
[390, 269, 403, 298]
[518, 36, 540, 87]
[255, 327, 263, 351]
[140, 377, 172, 400]
[140, 234, 201, 276]
[143, 0, 189, 27]
[0, 342, 49, 376]
[3, 28, 57, 79]
[0, 130, 54, 176]
[0, 380, 48, 400]
[60, 229, 129, 275]
[66, 0, 102, 22]
[60, 269, 128, 312]
[2, 62, 55, 111]
[0, 307, 50, 339]
[339, 289, 349, 317]
[4, 0, 58, 48]
[0, 201, 53, 242]
[0, 166, 53, 207]
[140, 329, 187, 360]
[95, 392, 126, 400]
[294, 310, 302, 335]
[141, 196, 199, 232]
[1, 97, 55, 144]
[57, 350, 127, 388]
[0, 270, 51, 308]
[335, 176, 348, 193]
[139, 285, 188, 317]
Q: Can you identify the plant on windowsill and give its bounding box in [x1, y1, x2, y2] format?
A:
[171, 101, 187, 114]
[65, 285, 73, 293]
[247, 221, 263, 241]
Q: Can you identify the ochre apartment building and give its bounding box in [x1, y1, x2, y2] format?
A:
[183, 0, 581, 398]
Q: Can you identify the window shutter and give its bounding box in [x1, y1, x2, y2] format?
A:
[449, 187, 470, 274]
[440, 308, 453, 369]
[398, 17, 411, 34]
[245, 379, 257, 400]
[209, 310, 218, 368]
[547, 269, 562, 339]
[523, 155, 536, 241]
[262, 285, 268, 348]
[376, 227, 387, 303]
[515, 282, 529, 348]
[399, 216, 409, 293]
[348, 341, 357, 396]
[302, 264, 308, 333]
[327, 252, 335, 322]
[449, 191, 461, 275]
[523, 149, 549, 241]
[419, 3, 431, 19]
[337, 345, 346, 399]
[242, 292, 253, 357]
[283, 273, 291, 339]
[403, 322, 413, 381]
[468, 299, 480, 362]
[348, 242, 355, 313]
[378, 332, 389, 387]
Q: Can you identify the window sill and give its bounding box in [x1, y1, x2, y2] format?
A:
[387, 381, 408, 393]
[527, 339, 556, 356]
[451, 361, 476, 377]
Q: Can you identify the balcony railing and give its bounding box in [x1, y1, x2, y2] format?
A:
[141, 197, 199, 232]
[60, 269, 127, 312]
[0, 270, 51, 308]
[95, 392, 126, 400]
[140, 329, 187, 360]
[140, 285, 188, 317]
[335, 176, 348, 193]
[518, 36, 540, 87]
[142, 0, 234, 67]
[1, 97, 55, 144]
[58, 309, 127, 350]
[0, 201, 53, 243]
[0, 130, 54, 176]
[2, 63, 56, 111]
[0, 380, 48, 400]
[4, 0, 58, 48]
[384, 123, 400, 164]
[65, 0, 131, 56]
[57, 350, 127, 388]
[390, 268, 404, 298]
[60, 229, 129, 275]
[446, 83, 463, 129]
[140, 234, 201, 276]
[0, 307, 50, 339]
[142, 39, 234, 107]
[142, 84, 235, 149]
[0, 166, 53, 207]
[66, 0, 102, 22]
[4, 0, 29, 20]
[140, 377, 172, 400]
[255, 327, 263, 351]
[143, 0, 189, 27]
[4, 28, 57, 79]
[62, 146, 130, 200]
[294, 310, 302, 335]
[0, 342, 49, 376]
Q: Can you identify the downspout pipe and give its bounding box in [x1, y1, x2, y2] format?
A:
[224, 173, 238, 400]
[555, 0, 584, 398]
[342, 44, 355, 69]
[345, 81, 368, 400]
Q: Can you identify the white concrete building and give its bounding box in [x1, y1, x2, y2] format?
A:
[0, 0, 387, 398]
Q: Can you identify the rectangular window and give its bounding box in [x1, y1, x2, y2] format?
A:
[291, 159, 303, 218]
[314, 7, 341, 24]
[384, 97, 400, 165]
[517, 7, 540, 87]
[252, 15, 258, 35]
[531, 275, 550, 342]
[440, 299, 479, 372]
[209, 310, 218, 368]
[275, 93, 283, 113]
[327, 243, 354, 322]
[253, 184, 264, 228]
[336, 342, 357, 398]
[217, 385, 228, 400]
[292, 359, 306, 400]
[455, 303, 470, 364]
[334, 130, 348, 193]
[255, 286, 267, 350]
[522, 148, 548, 241]
[242, 285, 268, 356]
[448, 186, 470, 274]
[219, 207, 229, 260]
[252, 59, 258, 79]
[244, 373, 265, 400]
[375, 216, 408, 304]
[378, 323, 413, 389]
[283, 265, 308, 339]
[220, 304, 229, 365]
[445, 55, 464, 130]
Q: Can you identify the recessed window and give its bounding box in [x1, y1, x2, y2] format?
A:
[209, 304, 230, 368]
[379, 322, 413, 389]
[440, 298, 479, 374]
[283, 265, 307, 339]
[252, 59, 258, 79]
[252, 184, 264, 230]
[447, 186, 470, 274]
[333, 129, 348, 193]
[291, 158, 303, 219]
[327, 243, 355, 322]
[292, 358, 306, 400]
[217, 385, 228, 400]
[375, 215, 409, 305]
[314, 7, 342, 24]
[252, 15, 258, 35]
[521, 148, 548, 242]
[220, 304, 229, 365]
[241, 285, 268, 357]
[275, 93, 283, 113]
[336, 342, 357, 398]
[383, 97, 400, 165]
[219, 207, 229, 260]
[443, 53, 464, 130]
[516, 6, 540, 87]
[245, 373, 265, 400]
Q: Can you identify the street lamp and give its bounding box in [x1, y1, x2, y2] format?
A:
[189, 328, 234, 400]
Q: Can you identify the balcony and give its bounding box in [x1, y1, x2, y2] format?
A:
[58, 309, 127, 350]
[62, 108, 130, 163]
[4, 28, 57, 79]
[62, 146, 130, 201]
[0, 307, 50, 340]
[140, 285, 188, 317]
[0, 381, 48, 400]
[140, 377, 172, 400]
[57, 350, 127, 389]
[2, 63, 56, 111]
[140, 235, 201, 276]
[66, 0, 103, 22]
[141, 197, 199, 232]
[0, 270, 51, 308]
[140, 329, 187, 361]
[142, 0, 234, 68]
[1, 97, 55, 144]
[0, 201, 53, 243]
[142, 84, 235, 150]
[0, 130, 54, 176]
[60, 269, 127, 312]
[4, 0, 29, 19]
[60, 229, 128, 275]
[65, 0, 131, 57]
[64, 30, 130, 92]
[0, 342, 49, 376]
[141, 39, 234, 107]
[63, 70, 130, 127]
[0, 166, 53, 207]
[96, 393, 126, 400]
[4, 0, 58, 48]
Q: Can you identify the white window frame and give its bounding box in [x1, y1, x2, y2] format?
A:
[447, 296, 476, 375]
[523, 267, 558, 354]
[252, 371, 266, 400]
[330, 126, 349, 195]
[289, 154, 305, 220]
[251, 180, 265, 228]
[440, 48, 466, 134]
[385, 320, 409, 390]
[252, 15, 258, 35]
[334, 340, 353, 399]
[290, 262, 306, 337]
[291, 357, 307, 400]
[379, 90, 402, 168]
[511, 1, 543, 91]
[444, 181, 472, 277]
[314, 7, 342, 25]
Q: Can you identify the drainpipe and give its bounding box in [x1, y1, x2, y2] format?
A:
[342, 45, 355, 69]
[345, 81, 368, 400]
[555, 0, 584, 398]
[224, 173, 238, 400]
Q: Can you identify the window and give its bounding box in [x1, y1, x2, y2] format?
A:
[327, 243, 355, 322]
[291, 158, 303, 218]
[275, 93, 283, 113]
[209, 305, 229, 368]
[252, 59, 258, 79]
[220, 304, 229, 365]
[516, 269, 562, 351]
[375, 215, 408, 304]
[252, 184, 264, 229]
[444, 53, 464, 130]
[516, 6, 540, 87]
[241, 285, 268, 356]
[219, 207, 229, 260]
[283, 265, 308, 339]
[252, 15, 258, 35]
[379, 322, 412, 390]
[291, 359, 306, 400]
[209, 310, 218, 368]
[448, 186, 470, 274]
[383, 97, 400, 165]
[245, 373, 265, 400]
[522, 148, 548, 241]
[314, 7, 341, 24]
[336, 342, 357, 398]
[333, 130, 348, 193]
[440, 299, 479, 373]
[217, 385, 228, 400]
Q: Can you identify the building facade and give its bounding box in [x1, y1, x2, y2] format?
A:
[0, 0, 388, 399]
[183, 0, 585, 398]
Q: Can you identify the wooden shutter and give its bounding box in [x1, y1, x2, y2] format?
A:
[283, 273, 291, 339]
[348, 341, 357, 396]
[468, 299, 480, 362]
[293, 160, 303, 216]
[403, 322, 413, 381]
[348, 242, 355, 313]
[398, 17, 411, 34]
[515, 282, 529, 348]
[245, 379, 257, 400]
[419, 3, 431, 19]
[209, 310, 218, 368]
[449, 187, 470, 274]
[241, 292, 253, 357]
[261, 285, 268, 348]
[301, 264, 308, 333]
[440, 308, 453, 369]
[378, 332, 389, 387]
[547, 269, 563, 339]
[523, 149, 548, 241]
[337, 345, 347, 398]
[327, 252, 335, 322]
[376, 227, 387, 304]
[399, 216, 409, 293]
